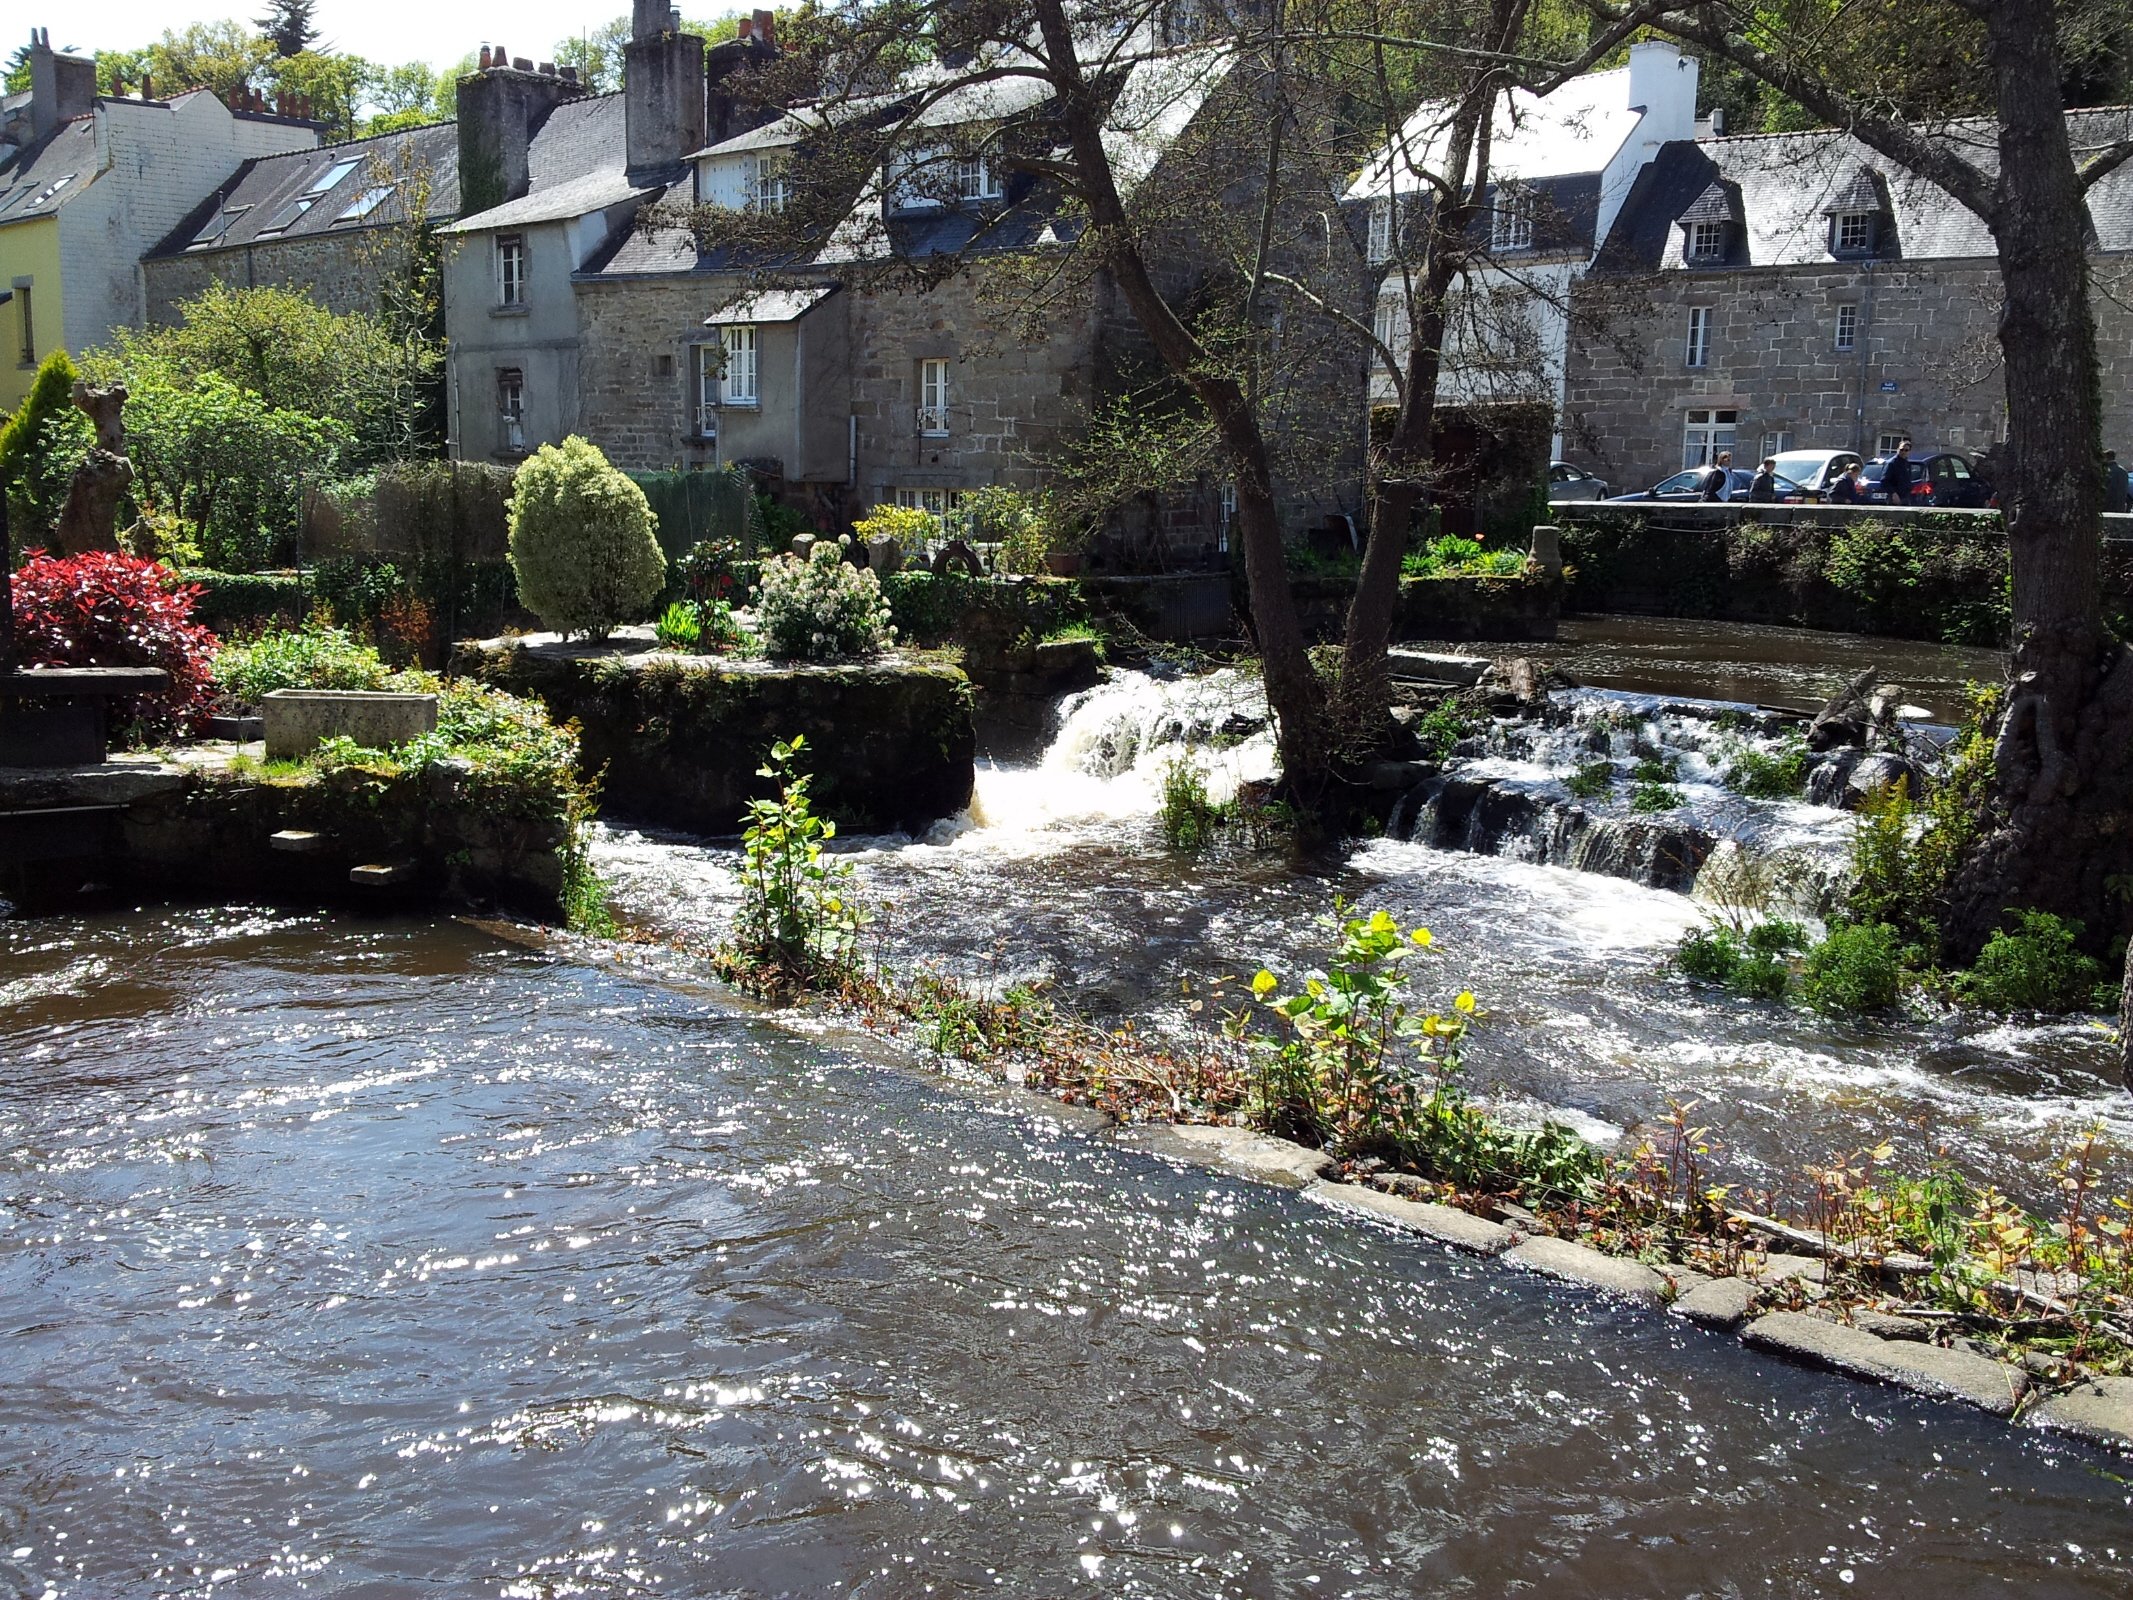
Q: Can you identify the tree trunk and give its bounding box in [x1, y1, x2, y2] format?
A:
[1941, 0, 2133, 959]
[2120, 940, 2133, 1089]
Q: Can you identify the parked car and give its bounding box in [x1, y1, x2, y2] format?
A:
[1606, 466, 1804, 502]
[1767, 448, 1864, 501]
[1547, 461, 1611, 503]
[1860, 449, 1994, 508]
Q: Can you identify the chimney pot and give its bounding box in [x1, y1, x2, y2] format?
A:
[140, 71, 152, 98]
[753, 9, 775, 46]
[493, 42, 508, 69]
[737, 17, 752, 37]
[512, 56, 533, 71]
[538, 61, 554, 76]
[560, 64, 579, 84]
[479, 45, 492, 69]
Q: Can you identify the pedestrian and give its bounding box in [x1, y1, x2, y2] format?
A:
[1747, 457, 1779, 503]
[2105, 450, 2130, 515]
[1880, 437, 1917, 504]
[1829, 461, 1866, 504]
[1700, 449, 1732, 502]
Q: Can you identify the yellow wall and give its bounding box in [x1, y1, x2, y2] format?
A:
[0, 215, 65, 414]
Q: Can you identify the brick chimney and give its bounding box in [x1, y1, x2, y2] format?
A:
[457, 47, 584, 215]
[28, 29, 97, 142]
[706, 12, 781, 146]
[625, 1, 707, 182]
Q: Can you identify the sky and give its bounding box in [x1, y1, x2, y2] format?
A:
[31, 2, 635, 76]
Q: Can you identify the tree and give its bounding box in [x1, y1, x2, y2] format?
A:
[0, 351, 90, 543]
[508, 437, 668, 639]
[256, 0, 321, 59]
[127, 21, 272, 102]
[1605, 1, 2133, 977]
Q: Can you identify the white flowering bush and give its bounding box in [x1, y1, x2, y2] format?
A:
[754, 541, 897, 660]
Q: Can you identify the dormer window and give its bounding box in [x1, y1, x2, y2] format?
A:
[889, 146, 1001, 212]
[1834, 210, 1875, 255]
[1366, 196, 1392, 264]
[1491, 185, 1534, 252]
[748, 153, 788, 213]
[1824, 166, 1889, 259]
[950, 153, 998, 202]
[1688, 219, 1725, 262]
[1679, 179, 1740, 266]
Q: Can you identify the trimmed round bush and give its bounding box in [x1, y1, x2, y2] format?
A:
[754, 542, 896, 660]
[507, 436, 667, 639]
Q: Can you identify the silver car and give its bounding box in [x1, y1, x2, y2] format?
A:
[1547, 461, 1611, 503]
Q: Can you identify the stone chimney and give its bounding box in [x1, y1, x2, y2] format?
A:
[457, 48, 584, 215]
[1625, 40, 1698, 145]
[28, 29, 97, 142]
[706, 13, 781, 147]
[625, 1, 707, 182]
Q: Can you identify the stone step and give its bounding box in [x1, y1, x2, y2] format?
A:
[349, 861, 418, 887]
[269, 829, 330, 854]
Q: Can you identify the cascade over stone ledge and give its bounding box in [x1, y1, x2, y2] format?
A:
[454, 630, 977, 835]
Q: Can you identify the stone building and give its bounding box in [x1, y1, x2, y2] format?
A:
[1564, 115, 2133, 490]
[140, 122, 460, 324]
[0, 28, 318, 408]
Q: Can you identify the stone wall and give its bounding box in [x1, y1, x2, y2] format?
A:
[1564, 257, 2133, 493]
[144, 231, 385, 324]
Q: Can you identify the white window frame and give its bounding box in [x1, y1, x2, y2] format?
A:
[1685, 305, 1712, 368]
[15, 281, 32, 365]
[748, 152, 789, 213]
[1217, 482, 1236, 554]
[497, 368, 525, 453]
[1366, 197, 1392, 264]
[1761, 431, 1795, 460]
[1834, 303, 1859, 352]
[892, 486, 967, 536]
[917, 358, 951, 436]
[496, 234, 526, 307]
[1491, 184, 1534, 252]
[691, 342, 721, 437]
[721, 324, 758, 407]
[950, 152, 999, 202]
[1688, 219, 1725, 261]
[1835, 211, 1874, 254]
[1682, 408, 1738, 470]
[1877, 431, 1908, 456]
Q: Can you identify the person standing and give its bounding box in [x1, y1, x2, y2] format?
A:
[1880, 437, 1917, 504]
[1700, 449, 1733, 501]
[1829, 461, 1866, 504]
[2105, 450, 2130, 515]
[1746, 457, 1779, 502]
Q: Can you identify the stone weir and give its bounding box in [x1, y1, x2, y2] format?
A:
[0, 749, 573, 918]
[454, 633, 976, 835]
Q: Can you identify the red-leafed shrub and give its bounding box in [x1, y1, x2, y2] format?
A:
[9, 551, 218, 740]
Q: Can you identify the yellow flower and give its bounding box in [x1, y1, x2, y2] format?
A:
[1251, 969, 1277, 997]
[1411, 927, 1433, 948]
[1454, 990, 1477, 1013]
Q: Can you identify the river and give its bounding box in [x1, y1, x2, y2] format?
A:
[3, 618, 2130, 1595]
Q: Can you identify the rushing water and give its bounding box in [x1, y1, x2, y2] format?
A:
[4, 908, 2131, 1597]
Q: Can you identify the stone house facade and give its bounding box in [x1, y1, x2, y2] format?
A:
[1564, 120, 2133, 489]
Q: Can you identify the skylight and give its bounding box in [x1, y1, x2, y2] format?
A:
[333, 185, 393, 223]
[185, 203, 252, 250]
[255, 196, 315, 236]
[305, 158, 362, 196]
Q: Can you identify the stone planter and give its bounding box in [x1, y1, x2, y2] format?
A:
[263, 690, 438, 760]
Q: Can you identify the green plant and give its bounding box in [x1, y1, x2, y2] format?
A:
[1961, 910, 2106, 1012]
[1725, 733, 1812, 799]
[1413, 698, 1478, 761]
[1631, 779, 1684, 813]
[507, 435, 668, 640]
[1403, 533, 1529, 579]
[963, 485, 1063, 574]
[0, 349, 89, 540]
[209, 621, 391, 704]
[1826, 517, 1925, 612]
[851, 503, 940, 558]
[754, 542, 896, 660]
[1564, 759, 1614, 799]
[1041, 619, 1107, 659]
[730, 735, 865, 983]
[1800, 922, 1908, 1014]
[1674, 922, 1799, 1001]
[1844, 685, 1999, 945]
[1160, 753, 1225, 849]
[655, 600, 703, 651]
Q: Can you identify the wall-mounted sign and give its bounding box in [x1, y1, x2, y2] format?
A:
[1878, 380, 1900, 393]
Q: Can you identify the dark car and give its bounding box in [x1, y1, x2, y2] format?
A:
[1860, 449, 1994, 508]
[1606, 466, 1804, 503]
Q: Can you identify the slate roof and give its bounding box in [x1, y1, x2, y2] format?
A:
[1595, 110, 2133, 273]
[0, 114, 99, 225]
[446, 92, 640, 235]
[148, 121, 460, 258]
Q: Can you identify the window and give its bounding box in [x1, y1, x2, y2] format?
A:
[692, 343, 721, 436]
[496, 369, 525, 453]
[892, 486, 967, 534]
[1217, 482, 1236, 554]
[333, 185, 393, 223]
[1688, 219, 1725, 261]
[1371, 296, 1397, 353]
[1366, 197, 1392, 264]
[1491, 185, 1534, 252]
[1761, 431, 1795, 460]
[307, 158, 363, 197]
[1877, 431, 1908, 456]
[1835, 303, 1859, 352]
[1682, 408, 1738, 469]
[496, 235, 526, 307]
[749, 153, 788, 212]
[186, 203, 252, 249]
[950, 153, 998, 202]
[15, 282, 32, 365]
[32, 173, 74, 206]
[255, 196, 315, 236]
[1834, 211, 1875, 254]
[721, 324, 758, 405]
[1685, 306, 1712, 368]
[917, 358, 950, 435]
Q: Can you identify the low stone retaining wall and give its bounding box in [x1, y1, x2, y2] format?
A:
[1288, 572, 1562, 643]
[455, 633, 976, 835]
[1080, 573, 1237, 642]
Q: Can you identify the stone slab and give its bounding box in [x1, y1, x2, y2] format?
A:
[1743, 1311, 2028, 1416]
[1303, 1181, 1516, 1255]
[264, 690, 437, 761]
[2029, 1377, 2133, 1453]
[0, 762, 189, 808]
[1502, 1236, 1670, 1307]
[1673, 1276, 1757, 1329]
[1110, 1124, 1334, 1188]
[1752, 1252, 1828, 1285]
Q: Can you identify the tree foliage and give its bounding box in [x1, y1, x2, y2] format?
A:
[507, 436, 668, 639]
[255, 0, 321, 59]
[0, 351, 89, 544]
